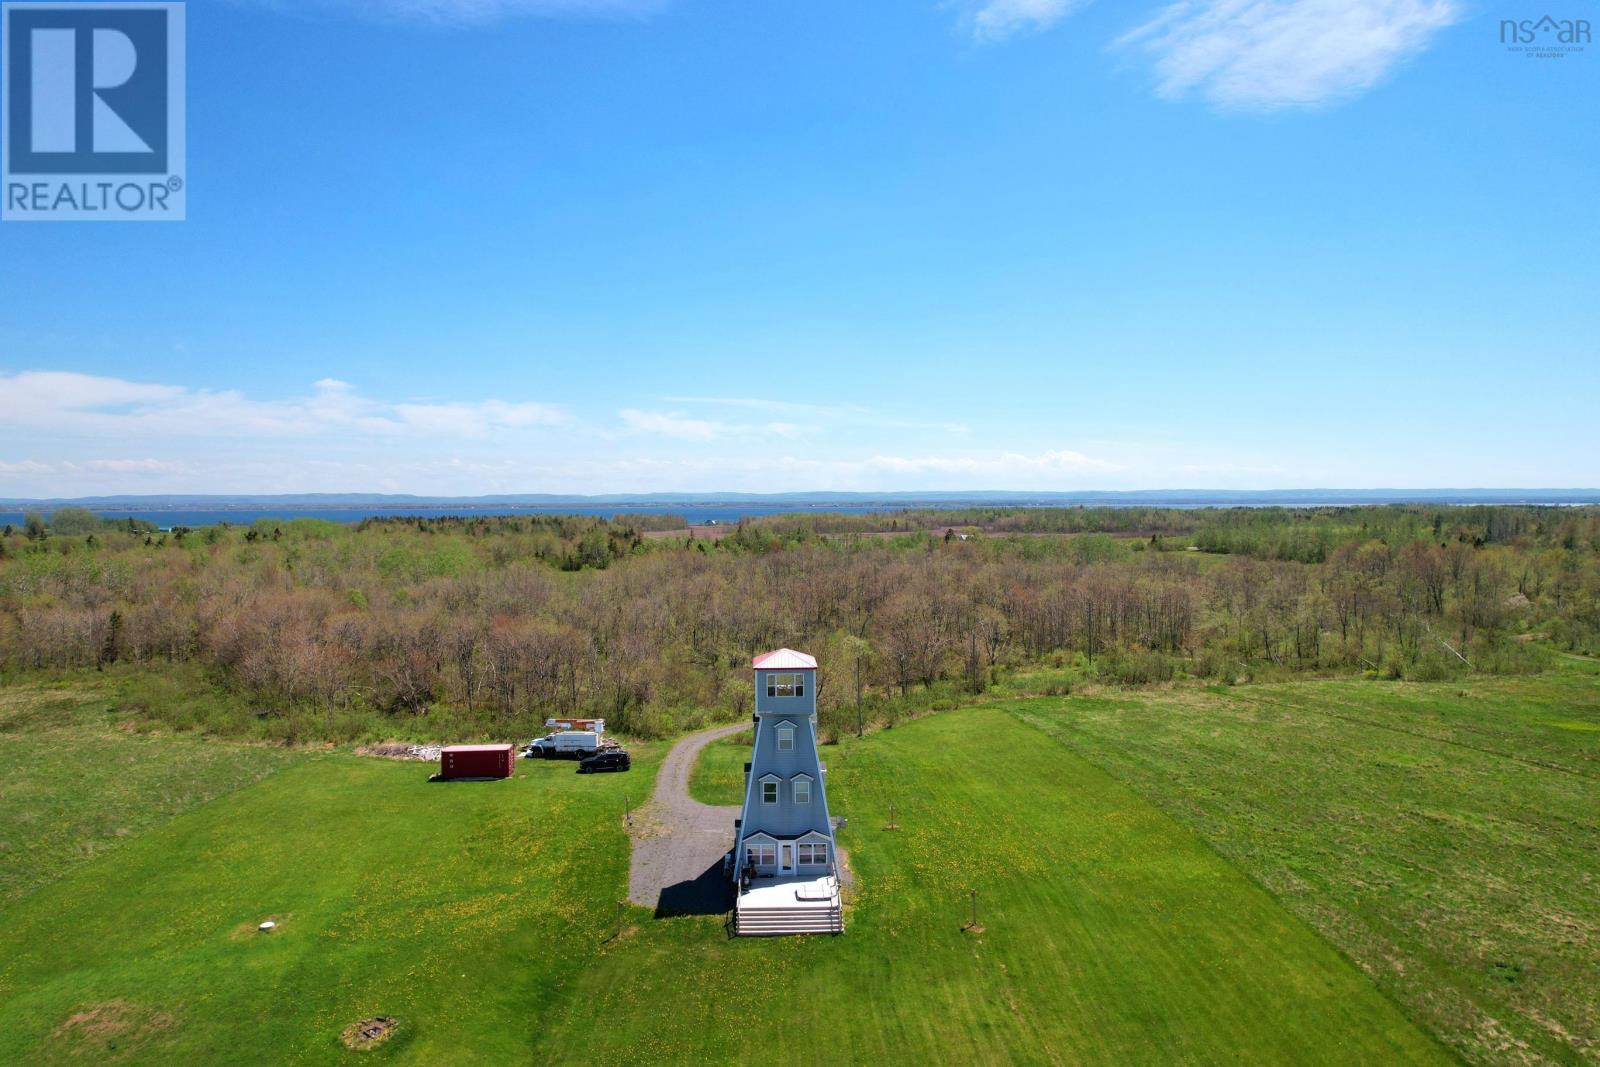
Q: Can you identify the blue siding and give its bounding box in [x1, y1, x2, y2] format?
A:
[753, 668, 817, 717]
[736, 665, 835, 874]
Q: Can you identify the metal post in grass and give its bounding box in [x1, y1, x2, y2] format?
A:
[624, 794, 631, 828]
[963, 888, 984, 935]
[603, 899, 625, 945]
[886, 801, 898, 831]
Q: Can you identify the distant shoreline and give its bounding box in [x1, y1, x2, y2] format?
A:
[5, 488, 1600, 509]
[3, 490, 1597, 531]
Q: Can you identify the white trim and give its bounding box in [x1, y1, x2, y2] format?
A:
[765, 672, 807, 698]
[774, 719, 797, 751]
[743, 830, 827, 844]
[797, 841, 829, 866]
[733, 708, 772, 873]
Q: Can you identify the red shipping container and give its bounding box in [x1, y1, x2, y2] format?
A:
[439, 744, 515, 780]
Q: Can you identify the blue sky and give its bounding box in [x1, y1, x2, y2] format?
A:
[2, 0, 1596, 496]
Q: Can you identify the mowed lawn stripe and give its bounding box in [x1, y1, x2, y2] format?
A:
[533, 708, 1446, 1065]
[1001, 677, 1599, 1066]
[1246, 667, 1600, 778]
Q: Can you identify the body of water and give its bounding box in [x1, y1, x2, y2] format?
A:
[0, 503, 913, 530]
[4, 492, 1597, 531]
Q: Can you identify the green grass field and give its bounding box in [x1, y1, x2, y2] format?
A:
[1, 665, 1595, 1064]
[552, 707, 1443, 1065]
[0, 678, 302, 906]
[688, 727, 750, 806]
[995, 666, 1600, 1066]
[0, 694, 659, 1065]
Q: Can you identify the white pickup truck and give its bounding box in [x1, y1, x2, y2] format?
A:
[523, 731, 601, 759]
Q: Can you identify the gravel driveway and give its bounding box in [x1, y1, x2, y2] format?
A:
[627, 722, 747, 915]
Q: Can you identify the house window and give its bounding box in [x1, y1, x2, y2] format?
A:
[746, 843, 776, 867]
[776, 723, 795, 752]
[762, 780, 778, 803]
[793, 777, 811, 804]
[766, 673, 805, 698]
[798, 843, 828, 865]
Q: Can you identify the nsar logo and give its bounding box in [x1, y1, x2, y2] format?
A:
[1500, 14, 1591, 58]
[2, 2, 185, 221]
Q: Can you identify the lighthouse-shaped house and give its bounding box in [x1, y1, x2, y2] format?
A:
[731, 648, 843, 935]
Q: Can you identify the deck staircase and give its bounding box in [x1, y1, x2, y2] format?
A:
[735, 902, 843, 936]
[734, 874, 844, 936]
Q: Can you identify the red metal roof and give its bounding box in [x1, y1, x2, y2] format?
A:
[442, 744, 516, 753]
[752, 648, 817, 670]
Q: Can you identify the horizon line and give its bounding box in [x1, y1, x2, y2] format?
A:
[4, 487, 1600, 506]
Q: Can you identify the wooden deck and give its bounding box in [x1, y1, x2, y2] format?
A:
[734, 875, 843, 936]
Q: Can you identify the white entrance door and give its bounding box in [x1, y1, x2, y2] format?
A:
[780, 844, 795, 875]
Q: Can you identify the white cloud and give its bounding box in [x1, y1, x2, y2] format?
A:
[84, 458, 189, 473]
[0, 457, 186, 483]
[968, 0, 1090, 42]
[446, 446, 1124, 492]
[3, 371, 185, 410]
[618, 408, 722, 441]
[0, 371, 568, 440]
[1116, 0, 1460, 110]
[664, 396, 869, 418]
[393, 400, 568, 436]
[858, 448, 1123, 479]
[663, 395, 969, 436]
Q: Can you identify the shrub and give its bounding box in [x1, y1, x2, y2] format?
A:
[1099, 651, 1176, 686]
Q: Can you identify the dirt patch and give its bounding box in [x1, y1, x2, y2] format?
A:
[340, 1016, 399, 1052]
[601, 922, 640, 948]
[833, 844, 857, 898]
[640, 525, 735, 542]
[229, 912, 293, 941]
[355, 742, 441, 762]
[48, 1001, 175, 1062]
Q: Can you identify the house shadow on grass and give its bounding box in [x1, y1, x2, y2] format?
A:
[654, 859, 734, 919]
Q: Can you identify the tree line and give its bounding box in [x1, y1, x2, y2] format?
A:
[0, 506, 1596, 742]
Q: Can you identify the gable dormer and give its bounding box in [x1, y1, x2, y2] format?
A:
[774, 719, 797, 752]
[790, 772, 814, 805]
[757, 772, 782, 805]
